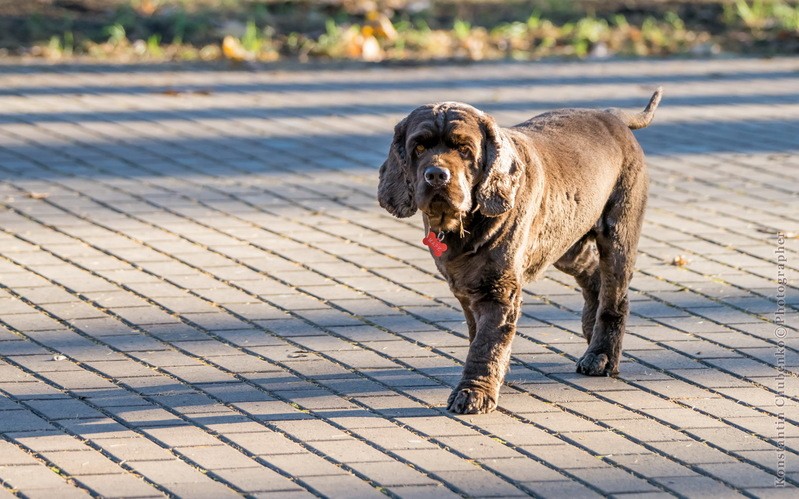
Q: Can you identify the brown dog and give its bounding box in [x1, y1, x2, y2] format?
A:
[378, 89, 662, 414]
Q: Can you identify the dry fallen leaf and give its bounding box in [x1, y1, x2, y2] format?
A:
[222, 35, 254, 62]
[343, 28, 363, 59]
[27, 192, 48, 199]
[136, 0, 157, 16]
[361, 35, 383, 62]
[671, 255, 689, 266]
[366, 11, 398, 41]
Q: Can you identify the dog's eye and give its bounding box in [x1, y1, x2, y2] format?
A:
[415, 144, 426, 155]
[458, 146, 471, 159]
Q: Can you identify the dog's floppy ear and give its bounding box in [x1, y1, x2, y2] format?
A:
[476, 114, 521, 217]
[378, 117, 417, 218]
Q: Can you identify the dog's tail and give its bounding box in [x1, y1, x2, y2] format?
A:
[608, 87, 663, 130]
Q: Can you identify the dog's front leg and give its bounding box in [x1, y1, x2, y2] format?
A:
[455, 295, 477, 343]
[447, 290, 520, 414]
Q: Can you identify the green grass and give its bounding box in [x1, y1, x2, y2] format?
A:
[728, 0, 799, 29]
[9, 0, 799, 63]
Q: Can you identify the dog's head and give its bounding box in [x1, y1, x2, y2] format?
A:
[377, 102, 521, 232]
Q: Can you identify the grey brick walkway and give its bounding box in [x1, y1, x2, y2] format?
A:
[0, 56, 797, 498]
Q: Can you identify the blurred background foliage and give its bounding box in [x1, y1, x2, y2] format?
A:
[1, 0, 798, 62]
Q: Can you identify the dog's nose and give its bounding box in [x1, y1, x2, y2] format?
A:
[424, 166, 451, 186]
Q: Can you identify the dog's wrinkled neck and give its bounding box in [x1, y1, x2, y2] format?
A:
[453, 157, 543, 257]
[432, 209, 508, 257]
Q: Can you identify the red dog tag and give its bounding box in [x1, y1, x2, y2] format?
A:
[422, 231, 448, 257]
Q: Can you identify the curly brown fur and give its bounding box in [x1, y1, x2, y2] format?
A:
[378, 89, 662, 414]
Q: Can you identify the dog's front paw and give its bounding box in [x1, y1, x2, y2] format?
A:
[576, 351, 618, 376]
[447, 385, 497, 414]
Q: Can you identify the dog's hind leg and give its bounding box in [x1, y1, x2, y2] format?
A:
[577, 164, 648, 376]
[555, 234, 601, 343]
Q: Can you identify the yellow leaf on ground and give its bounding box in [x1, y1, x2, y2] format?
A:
[135, 0, 157, 16]
[671, 255, 689, 266]
[222, 35, 253, 62]
[342, 29, 363, 59]
[361, 35, 384, 62]
[371, 13, 398, 41]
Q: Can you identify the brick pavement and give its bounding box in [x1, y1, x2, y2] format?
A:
[0, 56, 797, 498]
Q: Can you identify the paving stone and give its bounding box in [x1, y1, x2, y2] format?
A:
[25, 398, 105, 421]
[521, 409, 605, 433]
[478, 456, 566, 482]
[351, 426, 438, 450]
[39, 369, 120, 391]
[347, 460, 437, 487]
[271, 419, 350, 442]
[522, 444, 609, 469]
[385, 483, 462, 499]
[0, 463, 77, 492]
[736, 449, 796, 475]
[434, 469, 529, 496]
[40, 449, 125, 476]
[126, 458, 217, 485]
[263, 452, 346, 477]
[0, 441, 40, 466]
[567, 466, 661, 494]
[641, 407, 728, 429]
[689, 426, 780, 452]
[0, 341, 44, 356]
[92, 436, 175, 462]
[142, 425, 222, 448]
[565, 430, 651, 456]
[309, 438, 393, 463]
[654, 474, 746, 497]
[300, 473, 387, 498]
[0, 409, 54, 432]
[210, 466, 302, 493]
[250, 489, 316, 499]
[1, 313, 64, 332]
[646, 440, 736, 465]
[395, 416, 475, 438]
[225, 430, 306, 456]
[21, 487, 91, 499]
[519, 479, 604, 499]
[610, 453, 700, 478]
[744, 486, 799, 499]
[392, 449, 480, 472]
[436, 435, 523, 459]
[697, 462, 786, 489]
[104, 405, 185, 428]
[177, 444, 261, 470]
